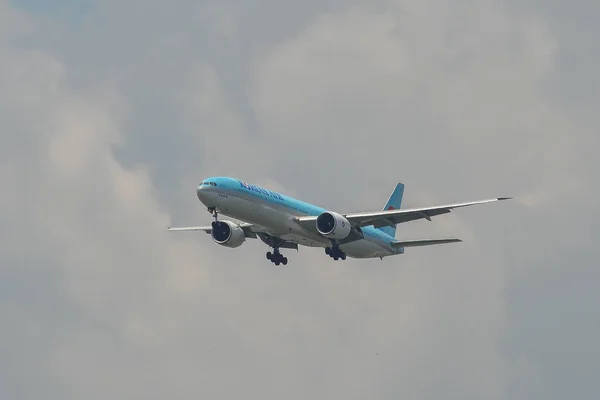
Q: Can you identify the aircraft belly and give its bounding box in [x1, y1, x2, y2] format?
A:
[341, 239, 390, 258]
[279, 233, 325, 247]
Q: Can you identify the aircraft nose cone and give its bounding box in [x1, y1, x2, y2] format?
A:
[197, 184, 206, 198]
[197, 183, 213, 205]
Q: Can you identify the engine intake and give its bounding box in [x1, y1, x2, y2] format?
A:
[316, 211, 352, 240]
[211, 221, 245, 248]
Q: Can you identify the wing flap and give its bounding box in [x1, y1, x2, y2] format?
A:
[391, 238, 462, 248]
[370, 209, 451, 227]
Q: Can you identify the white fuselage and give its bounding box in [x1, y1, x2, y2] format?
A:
[197, 184, 396, 259]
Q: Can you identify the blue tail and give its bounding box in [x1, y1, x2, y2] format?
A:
[377, 183, 404, 238]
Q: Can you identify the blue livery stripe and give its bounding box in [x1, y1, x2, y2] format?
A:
[378, 183, 404, 238]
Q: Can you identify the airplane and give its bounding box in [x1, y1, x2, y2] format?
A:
[167, 176, 511, 266]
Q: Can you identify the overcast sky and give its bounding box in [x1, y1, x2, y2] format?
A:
[1, 0, 598, 399]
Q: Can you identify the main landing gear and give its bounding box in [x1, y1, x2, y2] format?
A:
[325, 244, 346, 261]
[258, 234, 290, 266]
[266, 249, 288, 266]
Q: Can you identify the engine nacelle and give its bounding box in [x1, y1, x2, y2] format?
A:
[316, 211, 352, 240]
[211, 220, 245, 248]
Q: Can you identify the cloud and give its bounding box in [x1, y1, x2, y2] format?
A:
[1, 0, 599, 399]
[0, 6, 209, 397]
[252, 2, 593, 210]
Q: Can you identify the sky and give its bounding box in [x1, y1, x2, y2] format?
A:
[1, 0, 598, 399]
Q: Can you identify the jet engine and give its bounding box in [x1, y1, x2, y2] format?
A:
[211, 220, 245, 248]
[316, 211, 352, 239]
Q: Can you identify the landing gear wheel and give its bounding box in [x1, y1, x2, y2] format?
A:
[267, 248, 288, 266]
[326, 244, 346, 261]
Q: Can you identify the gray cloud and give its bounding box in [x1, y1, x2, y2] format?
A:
[1, 0, 598, 399]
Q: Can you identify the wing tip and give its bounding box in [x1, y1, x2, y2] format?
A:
[497, 197, 513, 201]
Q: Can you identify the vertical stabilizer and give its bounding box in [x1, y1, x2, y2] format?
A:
[378, 183, 404, 238]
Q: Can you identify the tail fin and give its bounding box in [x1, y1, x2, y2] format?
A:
[378, 183, 404, 238]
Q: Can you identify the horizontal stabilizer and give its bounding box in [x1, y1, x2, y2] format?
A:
[391, 238, 462, 248]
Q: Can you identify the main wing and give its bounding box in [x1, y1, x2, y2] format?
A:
[295, 197, 511, 230]
[167, 222, 299, 249]
[167, 222, 261, 238]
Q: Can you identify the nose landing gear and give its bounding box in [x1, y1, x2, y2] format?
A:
[208, 207, 218, 222]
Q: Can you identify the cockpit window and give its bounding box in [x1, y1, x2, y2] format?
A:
[212, 182, 217, 186]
